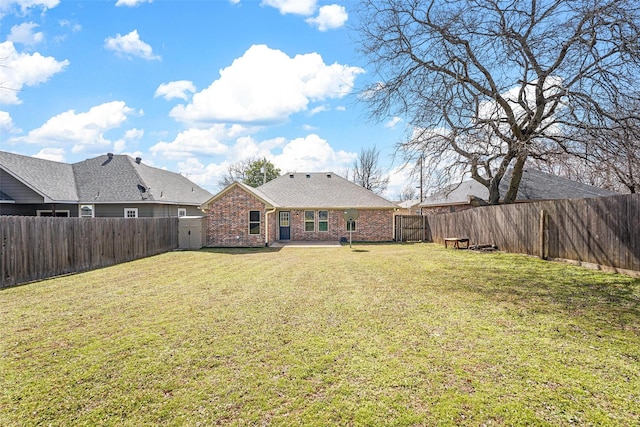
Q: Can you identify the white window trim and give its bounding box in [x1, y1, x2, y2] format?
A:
[304, 210, 315, 232]
[36, 210, 70, 217]
[318, 210, 328, 232]
[79, 204, 95, 218]
[178, 208, 187, 217]
[249, 210, 261, 235]
[124, 208, 139, 218]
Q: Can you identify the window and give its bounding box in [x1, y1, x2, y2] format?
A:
[346, 219, 356, 232]
[80, 204, 94, 218]
[124, 208, 138, 218]
[304, 210, 315, 232]
[178, 208, 187, 217]
[249, 210, 261, 235]
[318, 210, 328, 232]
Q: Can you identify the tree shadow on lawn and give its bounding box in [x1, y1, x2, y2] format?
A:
[455, 256, 640, 333]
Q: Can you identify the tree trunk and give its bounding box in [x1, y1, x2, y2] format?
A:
[503, 155, 527, 203]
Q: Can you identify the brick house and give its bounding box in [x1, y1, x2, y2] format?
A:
[200, 172, 398, 247]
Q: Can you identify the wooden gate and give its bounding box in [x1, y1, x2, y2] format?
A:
[394, 215, 430, 242]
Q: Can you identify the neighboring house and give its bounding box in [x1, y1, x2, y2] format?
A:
[395, 198, 422, 215]
[420, 169, 618, 215]
[201, 172, 398, 247]
[0, 151, 211, 217]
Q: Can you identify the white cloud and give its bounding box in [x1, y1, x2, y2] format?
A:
[0, 0, 59, 18]
[113, 128, 144, 152]
[261, 0, 316, 15]
[154, 80, 196, 101]
[160, 132, 356, 191]
[7, 22, 44, 45]
[174, 157, 230, 190]
[384, 116, 403, 128]
[115, 0, 152, 6]
[306, 4, 348, 31]
[170, 44, 363, 125]
[0, 111, 21, 133]
[15, 101, 134, 154]
[272, 133, 356, 172]
[309, 105, 329, 115]
[104, 30, 160, 61]
[59, 19, 82, 32]
[148, 125, 245, 160]
[385, 164, 414, 200]
[33, 147, 65, 162]
[0, 41, 69, 104]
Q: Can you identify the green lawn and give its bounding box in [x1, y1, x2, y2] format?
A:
[1, 243, 639, 426]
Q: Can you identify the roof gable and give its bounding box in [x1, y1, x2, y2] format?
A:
[257, 172, 397, 209]
[201, 181, 278, 208]
[0, 151, 78, 202]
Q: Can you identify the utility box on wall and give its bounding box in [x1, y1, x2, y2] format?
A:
[178, 216, 206, 250]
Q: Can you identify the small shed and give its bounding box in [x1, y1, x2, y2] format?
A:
[178, 216, 206, 249]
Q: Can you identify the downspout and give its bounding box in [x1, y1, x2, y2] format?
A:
[265, 207, 276, 247]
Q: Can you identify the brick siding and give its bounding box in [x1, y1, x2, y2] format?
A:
[203, 186, 266, 247]
[278, 209, 394, 242]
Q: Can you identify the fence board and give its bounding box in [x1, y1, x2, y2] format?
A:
[395, 194, 639, 274]
[0, 217, 178, 288]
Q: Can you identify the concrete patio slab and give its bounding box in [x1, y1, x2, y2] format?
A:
[269, 241, 342, 248]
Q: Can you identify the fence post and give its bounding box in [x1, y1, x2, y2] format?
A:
[539, 209, 548, 259]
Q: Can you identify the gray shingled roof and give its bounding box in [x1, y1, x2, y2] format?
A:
[0, 151, 211, 205]
[0, 151, 78, 202]
[257, 172, 397, 209]
[73, 154, 211, 205]
[421, 169, 618, 207]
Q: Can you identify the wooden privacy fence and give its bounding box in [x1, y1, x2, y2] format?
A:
[1, 217, 179, 288]
[396, 194, 640, 274]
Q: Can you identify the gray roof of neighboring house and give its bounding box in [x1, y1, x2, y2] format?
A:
[421, 169, 618, 207]
[0, 151, 211, 205]
[396, 198, 421, 209]
[256, 172, 397, 209]
[0, 151, 78, 202]
[73, 154, 211, 205]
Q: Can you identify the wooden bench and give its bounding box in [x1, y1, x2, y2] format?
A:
[444, 237, 470, 249]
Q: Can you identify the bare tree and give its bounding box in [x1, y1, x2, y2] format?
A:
[355, 0, 640, 204]
[398, 184, 418, 202]
[351, 145, 390, 195]
[530, 100, 640, 193]
[585, 102, 640, 193]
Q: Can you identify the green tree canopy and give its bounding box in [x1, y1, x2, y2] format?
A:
[218, 158, 281, 189]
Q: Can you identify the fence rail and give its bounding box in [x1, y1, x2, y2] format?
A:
[1, 217, 178, 288]
[395, 194, 639, 274]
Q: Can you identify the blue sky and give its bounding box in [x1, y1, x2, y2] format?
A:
[0, 0, 412, 197]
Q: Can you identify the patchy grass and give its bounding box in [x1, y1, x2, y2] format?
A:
[1, 243, 639, 426]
